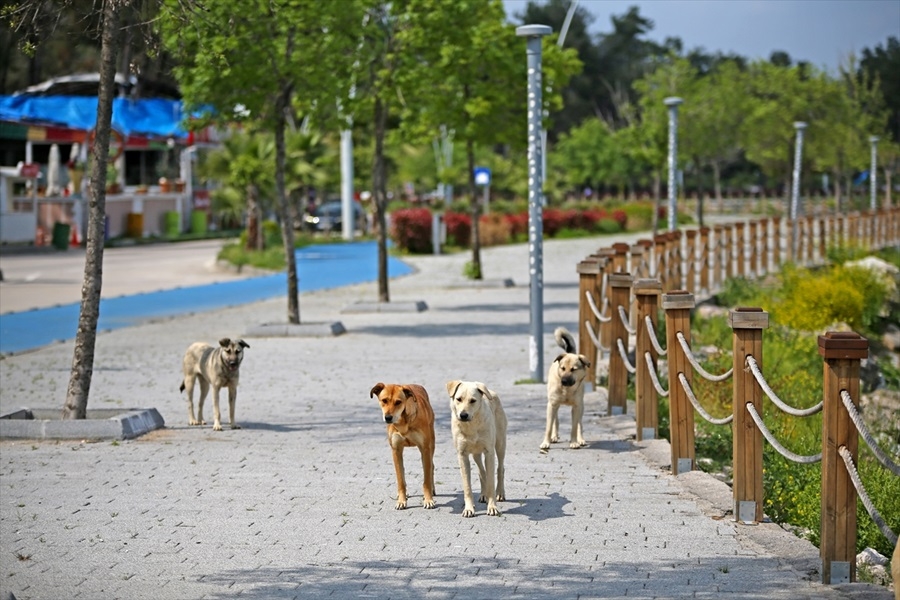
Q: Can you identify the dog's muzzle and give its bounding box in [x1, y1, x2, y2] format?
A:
[561, 376, 577, 387]
[457, 412, 470, 422]
[383, 414, 394, 423]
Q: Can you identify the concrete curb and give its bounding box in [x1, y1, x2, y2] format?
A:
[341, 300, 428, 313]
[244, 321, 346, 337]
[0, 408, 165, 440]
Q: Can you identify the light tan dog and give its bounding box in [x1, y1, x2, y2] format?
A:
[180, 338, 249, 431]
[446, 380, 507, 517]
[370, 383, 436, 510]
[541, 327, 591, 450]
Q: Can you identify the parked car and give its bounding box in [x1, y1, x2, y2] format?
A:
[303, 200, 365, 233]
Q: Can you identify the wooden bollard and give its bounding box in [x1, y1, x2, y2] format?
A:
[577, 258, 603, 385]
[635, 279, 662, 440]
[685, 229, 697, 294]
[595, 248, 616, 358]
[699, 227, 711, 293]
[654, 234, 668, 289]
[818, 216, 827, 261]
[667, 231, 683, 290]
[771, 216, 782, 267]
[735, 222, 746, 277]
[748, 221, 758, 277]
[730, 307, 768, 524]
[607, 273, 633, 416]
[663, 290, 695, 474]
[612, 242, 630, 274]
[725, 225, 735, 279]
[629, 243, 645, 280]
[818, 332, 868, 584]
[758, 218, 769, 275]
[806, 215, 816, 264]
[712, 225, 724, 288]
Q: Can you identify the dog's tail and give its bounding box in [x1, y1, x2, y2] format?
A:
[554, 327, 577, 354]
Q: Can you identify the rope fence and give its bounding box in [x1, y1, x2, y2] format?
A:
[573, 210, 900, 586]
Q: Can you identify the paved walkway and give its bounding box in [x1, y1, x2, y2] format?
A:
[0, 235, 891, 599]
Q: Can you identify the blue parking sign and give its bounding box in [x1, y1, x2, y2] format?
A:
[474, 167, 491, 186]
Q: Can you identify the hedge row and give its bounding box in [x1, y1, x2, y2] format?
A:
[391, 207, 628, 253]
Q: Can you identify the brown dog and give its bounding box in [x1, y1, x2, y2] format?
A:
[370, 383, 436, 510]
[180, 338, 249, 431]
[541, 327, 591, 450]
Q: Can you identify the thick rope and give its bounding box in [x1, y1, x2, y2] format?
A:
[584, 320, 609, 352]
[840, 390, 900, 476]
[675, 332, 733, 382]
[677, 373, 733, 425]
[838, 446, 898, 546]
[745, 403, 822, 464]
[644, 315, 667, 356]
[618, 305, 636, 335]
[745, 356, 823, 417]
[645, 352, 669, 397]
[586, 290, 611, 323]
[616, 338, 636, 374]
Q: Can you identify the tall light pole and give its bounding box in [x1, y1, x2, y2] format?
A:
[869, 135, 880, 212]
[664, 97, 683, 231]
[790, 121, 807, 260]
[517, 24, 552, 383]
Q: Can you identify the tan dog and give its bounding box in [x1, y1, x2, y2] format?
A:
[370, 383, 436, 510]
[541, 327, 591, 450]
[180, 338, 249, 431]
[446, 380, 507, 517]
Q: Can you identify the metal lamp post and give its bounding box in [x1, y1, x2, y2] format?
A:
[869, 136, 880, 211]
[790, 121, 807, 260]
[664, 97, 683, 231]
[517, 24, 552, 382]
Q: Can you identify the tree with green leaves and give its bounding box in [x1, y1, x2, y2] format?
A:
[159, 0, 365, 324]
[397, 0, 579, 278]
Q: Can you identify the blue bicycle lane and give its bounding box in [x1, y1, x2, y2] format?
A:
[0, 241, 413, 355]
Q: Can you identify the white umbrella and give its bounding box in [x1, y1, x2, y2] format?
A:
[46, 144, 61, 196]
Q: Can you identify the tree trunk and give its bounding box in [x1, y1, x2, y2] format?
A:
[275, 88, 300, 324]
[712, 160, 723, 213]
[651, 169, 661, 237]
[833, 168, 842, 213]
[883, 165, 892, 209]
[245, 183, 261, 251]
[467, 138, 482, 280]
[62, 0, 124, 419]
[373, 94, 390, 302]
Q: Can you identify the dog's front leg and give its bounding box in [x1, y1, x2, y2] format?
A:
[540, 402, 559, 449]
[227, 384, 241, 430]
[571, 403, 586, 448]
[483, 451, 501, 516]
[391, 437, 408, 509]
[472, 453, 488, 503]
[211, 385, 223, 431]
[420, 443, 436, 509]
[458, 452, 476, 517]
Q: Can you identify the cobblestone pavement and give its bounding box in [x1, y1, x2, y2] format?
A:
[0, 235, 891, 599]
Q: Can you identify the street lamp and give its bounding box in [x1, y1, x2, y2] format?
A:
[664, 97, 683, 231]
[517, 23, 552, 383]
[790, 121, 807, 260]
[869, 136, 880, 212]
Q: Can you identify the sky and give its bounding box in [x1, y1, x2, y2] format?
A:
[503, 0, 900, 72]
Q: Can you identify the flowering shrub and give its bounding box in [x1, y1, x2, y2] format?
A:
[391, 208, 432, 253]
[542, 208, 566, 237]
[479, 213, 513, 247]
[444, 212, 471, 247]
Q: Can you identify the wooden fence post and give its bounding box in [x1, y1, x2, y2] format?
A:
[637, 239, 653, 279]
[663, 290, 695, 475]
[735, 222, 746, 277]
[725, 224, 735, 279]
[806, 215, 816, 264]
[685, 229, 697, 293]
[578, 257, 603, 386]
[713, 225, 724, 289]
[612, 242, 630, 274]
[607, 273, 634, 416]
[730, 307, 769, 524]
[671, 230, 684, 290]
[818, 216, 828, 261]
[654, 234, 668, 289]
[771, 216, 782, 267]
[818, 331, 867, 585]
[635, 279, 662, 440]
[699, 227, 711, 293]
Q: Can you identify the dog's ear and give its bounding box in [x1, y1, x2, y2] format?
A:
[370, 383, 385, 399]
[401, 386, 417, 403]
[445, 380, 462, 398]
[237, 339, 250, 349]
[579, 355, 591, 368]
[553, 353, 566, 364]
[475, 383, 491, 399]
[218, 338, 231, 348]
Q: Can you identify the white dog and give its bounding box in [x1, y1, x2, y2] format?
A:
[541, 327, 590, 450]
[446, 380, 507, 517]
